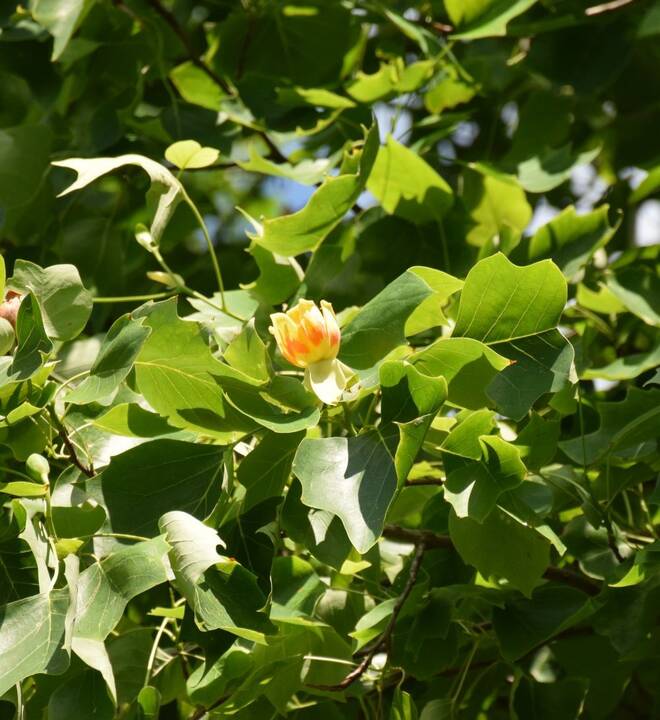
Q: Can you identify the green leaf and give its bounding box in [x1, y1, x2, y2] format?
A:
[48, 668, 114, 720]
[390, 688, 419, 720]
[444, 435, 526, 521]
[446, 0, 539, 39]
[0, 555, 78, 696]
[170, 61, 224, 111]
[583, 339, 660, 381]
[380, 361, 448, 481]
[559, 387, 660, 465]
[92, 404, 182, 438]
[487, 329, 575, 420]
[134, 300, 234, 438]
[74, 537, 169, 642]
[53, 154, 184, 247]
[10, 260, 92, 341]
[221, 376, 320, 434]
[347, 59, 436, 103]
[165, 140, 220, 170]
[253, 127, 379, 256]
[223, 320, 270, 385]
[424, 63, 479, 114]
[513, 677, 588, 720]
[0, 125, 51, 209]
[449, 507, 550, 596]
[404, 267, 464, 336]
[606, 266, 660, 327]
[494, 584, 594, 660]
[517, 204, 620, 279]
[413, 337, 509, 410]
[238, 144, 336, 186]
[85, 439, 223, 541]
[30, 0, 92, 60]
[339, 269, 434, 369]
[454, 253, 567, 344]
[159, 511, 275, 641]
[516, 146, 600, 194]
[66, 314, 150, 404]
[628, 164, 660, 203]
[293, 430, 398, 553]
[242, 245, 303, 306]
[237, 431, 304, 512]
[366, 135, 453, 224]
[462, 167, 532, 247]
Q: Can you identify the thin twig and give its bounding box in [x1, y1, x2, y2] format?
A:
[308, 541, 427, 691]
[48, 407, 94, 477]
[585, 0, 636, 16]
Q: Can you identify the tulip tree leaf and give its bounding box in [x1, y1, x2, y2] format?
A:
[253, 126, 379, 256]
[516, 204, 620, 279]
[449, 508, 550, 597]
[486, 329, 576, 420]
[73, 538, 170, 643]
[293, 430, 398, 553]
[159, 511, 275, 641]
[446, 0, 539, 39]
[53, 154, 184, 247]
[10, 260, 92, 342]
[134, 300, 233, 437]
[366, 135, 454, 224]
[165, 140, 219, 170]
[66, 315, 151, 404]
[413, 337, 509, 410]
[462, 168, 532, 247]
[340, 270, 434, 369]
[606, 266, 660, 327]
[237, 431, 304, 512]
[31, 0, 92, 60]
[559, 388, 660, 465]
[0, 556, 79, 696]
[443, 435, 527, 521]
[83, 440, 224, 541]
[454, 253, 567, 344]
[583, 339, 660, 381]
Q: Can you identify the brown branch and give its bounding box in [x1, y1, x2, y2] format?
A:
[383, 525, 453, 549]
[383, 526, 601, 596]
[309, 540, 427, 692]
[405, 477, 445, 487]
[145, 0, 232, 94]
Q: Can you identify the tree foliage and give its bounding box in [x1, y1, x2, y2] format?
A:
[0, 0, 659, 718]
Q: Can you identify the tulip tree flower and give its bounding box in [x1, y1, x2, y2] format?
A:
[269, 299, 352, 405]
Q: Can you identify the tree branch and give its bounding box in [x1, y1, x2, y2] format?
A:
[308, 540, 427, 691]
[383, 525, 601, 596]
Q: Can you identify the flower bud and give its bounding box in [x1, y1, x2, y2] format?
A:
[269, 299, 340, 369]
[26, 453, 50, 484]
[0, 291, 21, 329]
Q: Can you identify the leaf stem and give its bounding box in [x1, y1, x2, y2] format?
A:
[145, 616, 170, 686]
[181, 189, 227, 308]
[93, 292, 174, 303]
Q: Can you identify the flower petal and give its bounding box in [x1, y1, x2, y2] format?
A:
[305, 358, 347, 405]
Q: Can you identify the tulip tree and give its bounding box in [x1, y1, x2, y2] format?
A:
[0, 1, 659, 718]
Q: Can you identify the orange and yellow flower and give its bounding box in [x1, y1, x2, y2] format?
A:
[269, 299, 351, 405]
[269, 299, 340, 368]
